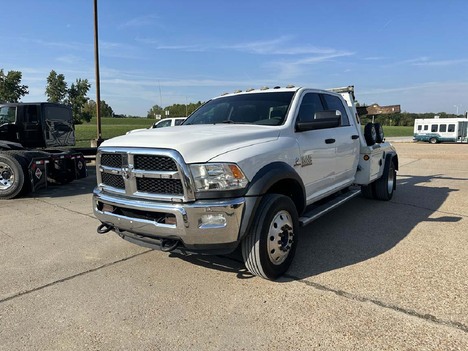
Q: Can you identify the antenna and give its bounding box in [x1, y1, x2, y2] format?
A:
[158, 81, 162, 109]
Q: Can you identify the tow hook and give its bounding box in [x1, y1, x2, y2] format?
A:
[160, 239, 179, 252]
[97, 223, 113, 234]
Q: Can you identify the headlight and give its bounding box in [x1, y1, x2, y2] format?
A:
[190, 163, 248, 191]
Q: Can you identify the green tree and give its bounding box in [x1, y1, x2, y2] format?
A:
[66, 78, 91, 123]
[147, 104, 164, 119]
[165, 101, 203, 116]
[0, 69, 29, 102]
[45, 70, 68, 103]
[83, 99, 114, 118]
[99, 100, 114, 117]
[147, 101, 203, 119]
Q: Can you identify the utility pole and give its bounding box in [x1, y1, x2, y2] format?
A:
[94, 0, 103, 145]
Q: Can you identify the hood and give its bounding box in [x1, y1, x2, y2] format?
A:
[100, 124, 281, 163]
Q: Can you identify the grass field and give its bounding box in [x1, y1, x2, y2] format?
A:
[75, 118, 414, 147]
[75, 118, 153, 147]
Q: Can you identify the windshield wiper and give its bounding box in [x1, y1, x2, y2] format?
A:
[217, 120, 249, 124]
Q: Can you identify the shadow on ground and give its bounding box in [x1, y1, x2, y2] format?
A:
[166, 174, 463, 280]
[24, 164, 97, 198]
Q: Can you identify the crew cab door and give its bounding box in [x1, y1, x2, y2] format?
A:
[321, 93, 359, 187]
[294, 92, 336, 202]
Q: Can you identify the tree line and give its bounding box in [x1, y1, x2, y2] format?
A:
[0, 68, 96, 124]
[147, 102, 203, 119]
[2, 68, 463, 126]
[0, 68, 202, 123]
[359, 111, 463, 126]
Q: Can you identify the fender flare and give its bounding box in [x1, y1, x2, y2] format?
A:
[385, 151, 398, 171]
[246, 161, 305, 198]
[238, 162, 306, 241]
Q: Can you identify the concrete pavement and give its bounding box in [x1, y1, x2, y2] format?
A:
[0, 143, 467, 350]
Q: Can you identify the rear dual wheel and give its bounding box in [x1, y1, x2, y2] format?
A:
[361, 159, 396, 201]
[374, 159, 396, 200]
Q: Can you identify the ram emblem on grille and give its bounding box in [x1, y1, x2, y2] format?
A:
[121, 166, 132, 180]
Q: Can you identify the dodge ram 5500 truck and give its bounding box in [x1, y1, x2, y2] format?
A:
[93, 86, 398, 280]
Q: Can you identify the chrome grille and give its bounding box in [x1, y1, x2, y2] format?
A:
[136, 178, 183, 194]
[134, 155, 177, 171]
[101, 153, 122, 168]
[101, 173, 125, 189]
[98, 149, 192, 201]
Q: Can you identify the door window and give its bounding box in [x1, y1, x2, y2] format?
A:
[154, 119, 172, 128]
[296, 93, 324, 123]
[322, 94, 350, 126]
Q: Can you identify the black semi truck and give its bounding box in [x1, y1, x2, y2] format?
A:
[0, 102, 88, 199]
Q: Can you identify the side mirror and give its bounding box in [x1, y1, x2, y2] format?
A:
[296, 110, 341, 131]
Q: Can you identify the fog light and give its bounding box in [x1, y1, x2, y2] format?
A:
[200, 214, 227, 228]
[102, 203, 116, 213]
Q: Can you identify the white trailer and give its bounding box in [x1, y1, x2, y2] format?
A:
[413, 117, 468, 144]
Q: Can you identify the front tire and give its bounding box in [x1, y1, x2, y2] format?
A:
[242, 194, 299, 280]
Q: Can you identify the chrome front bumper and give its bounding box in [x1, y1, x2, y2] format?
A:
[93, 188, 245, 248]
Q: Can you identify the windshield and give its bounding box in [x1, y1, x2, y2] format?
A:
[0, 106, 17, 124]
[184, 91, 295, 126]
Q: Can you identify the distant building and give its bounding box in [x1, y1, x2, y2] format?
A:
[357, 104, 401, 116]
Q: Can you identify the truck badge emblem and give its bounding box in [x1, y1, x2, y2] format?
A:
[301, 155, 313, 167]
[121, 167, 132, 180]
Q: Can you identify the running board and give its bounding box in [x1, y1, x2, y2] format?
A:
[299, 189, 361, 227]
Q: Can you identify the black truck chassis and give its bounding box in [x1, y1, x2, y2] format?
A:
[0, 149, 87, 199]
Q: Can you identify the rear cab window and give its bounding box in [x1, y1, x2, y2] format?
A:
[0, 106, 17, 124]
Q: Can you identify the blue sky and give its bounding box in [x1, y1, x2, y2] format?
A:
[2, 0, 468, 116]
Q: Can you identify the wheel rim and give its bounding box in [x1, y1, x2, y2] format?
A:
[267, 210, 294, 265]
[0, 161, 15, 190]
[387, 163, 395, 195]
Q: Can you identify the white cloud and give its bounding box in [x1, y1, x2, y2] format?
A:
[412, 58, 468, 66]
[224, 36, 345, 56]
[119, 14, 161, 29]
[56, 55, 84, 64]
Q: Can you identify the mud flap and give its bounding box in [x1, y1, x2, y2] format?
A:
[28, 158, 48, 193]
[73, 153, 88, 179]
[47, 151, 87, 184]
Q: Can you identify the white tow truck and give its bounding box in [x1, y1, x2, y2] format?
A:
[93, 86, 398, 280]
